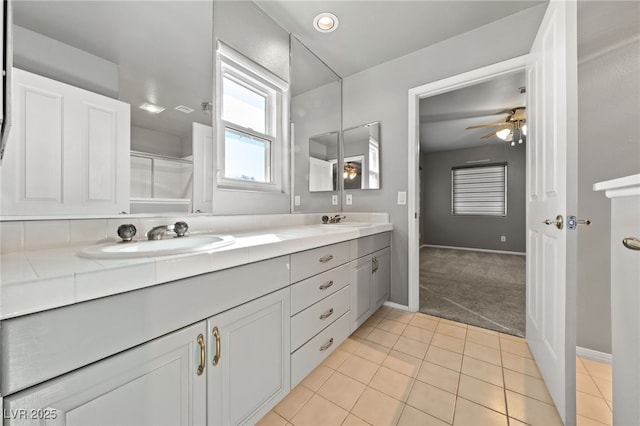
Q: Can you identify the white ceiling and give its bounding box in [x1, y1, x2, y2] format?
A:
[255, 1, 545, 78]
[420, 71, 527, 153]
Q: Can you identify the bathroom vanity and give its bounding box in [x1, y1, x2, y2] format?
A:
[0, 218, 392, 425]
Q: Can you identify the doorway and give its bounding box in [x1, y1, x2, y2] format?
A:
[417, 71, 527, 336]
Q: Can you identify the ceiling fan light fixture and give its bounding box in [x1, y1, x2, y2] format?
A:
[496, 128, 511, 141]
[313, 13, 339, 33]
[522, 124, 527, 136]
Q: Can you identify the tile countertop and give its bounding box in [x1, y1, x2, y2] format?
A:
[0, 223, 393, 320]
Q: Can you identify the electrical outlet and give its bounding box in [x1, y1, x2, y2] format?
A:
[346, 194, 353, 205]
[397, 191, 407, 205]
[331, 195, 338, 205]
[294, 195, 300, 206]
[501, 236, 506, 242]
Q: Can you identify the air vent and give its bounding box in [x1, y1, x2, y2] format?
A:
[174, 105, 194, 114]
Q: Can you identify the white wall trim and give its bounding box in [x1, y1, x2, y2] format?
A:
[421, 244, 526, 256]
[407, 54, 530, 313]
[383, 301, 409, 311]
[576, 346, 612, 365]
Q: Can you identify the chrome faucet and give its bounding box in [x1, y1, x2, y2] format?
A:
[323, 214, 346, 224]
[146, 221, 189, 240]
[146, 224, 174, 240]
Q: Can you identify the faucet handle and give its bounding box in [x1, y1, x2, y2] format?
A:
[117, 224, 137, 242]
[174, 221, 189, 237]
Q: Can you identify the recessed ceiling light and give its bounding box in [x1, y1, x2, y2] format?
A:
[139, 102, 165, 114]
[313, 12, 339, 33]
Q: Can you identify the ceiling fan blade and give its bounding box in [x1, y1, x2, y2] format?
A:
[480, 126, 509, 139]
[465, 122, 509, 130]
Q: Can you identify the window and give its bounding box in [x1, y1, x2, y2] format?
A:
[217, 41, 288, 191]
[452, 164, 507, 216]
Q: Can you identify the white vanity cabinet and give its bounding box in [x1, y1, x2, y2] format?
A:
[3, 321, 207, 426]
[1, 68, 130, 215]
[351, 236, 391, 331]
[207, 288, 290, 426]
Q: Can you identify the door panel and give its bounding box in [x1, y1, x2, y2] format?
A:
[526, 1, 578, 423]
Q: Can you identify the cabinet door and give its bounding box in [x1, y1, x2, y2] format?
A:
[350, 256, 373, 331]
[207, 288, 290, 426]
[3, 322, 207, 426]
[373, 248, 390, 309]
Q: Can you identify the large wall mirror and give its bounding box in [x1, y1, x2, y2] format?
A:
[290, 35, 342, 212]
[7, 0, 213, 215]
[343, 122, 381, 190]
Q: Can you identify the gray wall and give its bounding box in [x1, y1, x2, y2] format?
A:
[292, 81, 342, 213]
[421, 143, 526, 253]
[576, 1, 640, 354]
[341, 4, 547, 305]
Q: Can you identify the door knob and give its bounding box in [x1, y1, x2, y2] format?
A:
[623, 237, 640, 251]
[542, 215, 564, 230]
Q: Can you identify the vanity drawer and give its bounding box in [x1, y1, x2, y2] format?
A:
[291, 311, 350, 388]
[290, 262, 351, 314]
[290, 241, 350, 283]
[350, 232, 391, 259]
[291, 286, 350, 351]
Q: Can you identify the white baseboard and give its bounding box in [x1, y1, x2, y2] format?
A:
[420, 244, 526, 256]
[576, 346, 612, 364]
[383, 301, 410, 311]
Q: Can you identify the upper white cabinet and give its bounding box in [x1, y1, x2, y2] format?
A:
[3, 321, 207, 426]
[207, 288, 290, 426]
[1, 68, 130, 215]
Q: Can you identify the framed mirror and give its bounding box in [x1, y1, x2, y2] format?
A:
[343, 122, 381, 190]
[9, 0, 213, 215]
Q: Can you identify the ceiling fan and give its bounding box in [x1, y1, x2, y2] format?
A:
[465, 107, 527, 145]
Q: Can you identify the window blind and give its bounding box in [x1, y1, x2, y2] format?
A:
[452, 164, 507, 216]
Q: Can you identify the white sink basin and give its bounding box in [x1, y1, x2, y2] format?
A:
[321, 222, 370, 228]
[79, 235, 235, 259]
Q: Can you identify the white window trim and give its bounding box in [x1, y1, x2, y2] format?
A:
[216, 40, 289, 192]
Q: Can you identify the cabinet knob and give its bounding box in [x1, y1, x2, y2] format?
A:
[623, 237, 640, 251]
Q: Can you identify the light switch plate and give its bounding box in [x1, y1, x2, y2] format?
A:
[346, 194, 353, 205]
[397, 191, 407, 205]
[294, 195, 300, 206]
[331, 195, 338, 205]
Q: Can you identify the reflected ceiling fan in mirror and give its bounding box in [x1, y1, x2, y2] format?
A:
[465, 107, 527, 146]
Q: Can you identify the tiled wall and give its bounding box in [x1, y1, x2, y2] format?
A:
[0, 212, 389, 253]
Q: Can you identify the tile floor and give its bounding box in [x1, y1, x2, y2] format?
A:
[576, 356, 612, 425]
[258, 306, 613, 426]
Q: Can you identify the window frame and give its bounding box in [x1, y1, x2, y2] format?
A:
[451, 163, 508, 217]
[216, 41, 289, 192]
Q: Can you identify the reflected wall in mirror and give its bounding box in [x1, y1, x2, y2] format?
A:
[343, 122, 381, 190]
[308, 132, 338, 192]
[291, 35, 341, 212]
[3, 1, 213, 216]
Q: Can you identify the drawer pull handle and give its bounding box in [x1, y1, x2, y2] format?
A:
[197, 334, 206, 376]
[319, 254, 334, 263]
[319, 280, 334, 290]
[320, 338, 334, 352]
[623, 237, 640, 251]
[212, 326, 221, 366]
[320, 308, 334, 320]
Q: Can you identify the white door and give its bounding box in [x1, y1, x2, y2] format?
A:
[526, 1, 578, 423]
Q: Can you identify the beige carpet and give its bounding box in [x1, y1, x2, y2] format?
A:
[419, 246, 526, 337]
